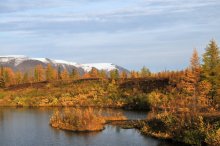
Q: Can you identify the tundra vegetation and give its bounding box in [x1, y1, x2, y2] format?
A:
[0, 40, 220, 145]
[49, 108, 127, 131]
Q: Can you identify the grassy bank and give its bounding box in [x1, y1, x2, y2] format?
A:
[107, 112, 220, 146]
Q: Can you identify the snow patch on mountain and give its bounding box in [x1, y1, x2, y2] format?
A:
[0, 56, 125, 73]
[0, 55, 28, 66]
[53, 60, 78, 66]
[14, 57, 29, 66]
[31, 58, 49, 63]
[78, 63, 117, 72]
[0, 57, 14, 63]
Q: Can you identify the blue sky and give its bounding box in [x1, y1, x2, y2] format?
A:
[0, 0, 220, 71]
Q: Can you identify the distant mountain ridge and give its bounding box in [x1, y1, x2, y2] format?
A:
[0, 55, 129, 74]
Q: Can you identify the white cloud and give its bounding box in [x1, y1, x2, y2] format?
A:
[0, 0, 219, 23]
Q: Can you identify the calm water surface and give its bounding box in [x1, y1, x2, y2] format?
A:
[0, 108, 186, 146]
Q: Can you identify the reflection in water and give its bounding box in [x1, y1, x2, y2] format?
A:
[0, 107, 188, 146]
[0, 108, 4, 121]
[116, 126, 121, 133]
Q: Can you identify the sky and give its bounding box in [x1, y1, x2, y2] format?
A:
[0, 0, 220, 72]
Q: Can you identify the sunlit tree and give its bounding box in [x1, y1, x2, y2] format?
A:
[15, 71, 22, 84]
[99, 70, 107, 79]
[202, 40, 220, 103]
[46, 64, 53, 81]
[34, 65, 44, 82]
[70, 68, 80, 80]
[110, 69, 119, 80]
[120, 71, 128, 80]
[57, 66, 62, 80]
[140, 66, 151, 78]
[89, 67, 99, 78]
[130, 70, 139, 78]
[22, 72, 29, 83]
[61, 69, 69, 80]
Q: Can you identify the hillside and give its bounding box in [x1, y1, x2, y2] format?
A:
[0, 77, 170, 110]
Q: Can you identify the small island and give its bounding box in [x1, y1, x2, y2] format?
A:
[49, 108, 127, 132]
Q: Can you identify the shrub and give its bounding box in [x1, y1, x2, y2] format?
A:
[205, 127, 220, 146]
[50, 108, 105, 131]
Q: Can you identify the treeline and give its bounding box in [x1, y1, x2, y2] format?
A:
[0, 61, 155, 87]
[0, 64, 186, 89]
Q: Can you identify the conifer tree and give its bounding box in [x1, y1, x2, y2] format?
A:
[191, 49, 201, 81]
[52, 68, 58, 80]
[22, 72, 29, 83]
[120, 71, 128, 80]
[3, 67, 15, 85]
[130, 70, 139, 78]
[83, 73, 90, 78]
[0, 66, 3, 77]
[89, 67, 99, 78]
[0, 66, 4, 87]
[189, 49, 201, 114]
[46, 64, 53, 81]
[15, 71, 22, 84]
[34, 65, 44, 82]
[110, 69, 119, 80]
[58, 66, 62, 80]
[202, 40, 220, 103]
[61, 69, 69, 80]
[140, 66, 151, 78]
[0, 76, 5, 88]
[175, 49, 210, 121]
[115, 69, 119, 79]
[99, 70, 107, 79]
[70, 69, 80, 80]
[34, 67, 38, 82]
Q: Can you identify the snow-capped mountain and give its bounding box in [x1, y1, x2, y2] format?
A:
[0, 55, 128, 74]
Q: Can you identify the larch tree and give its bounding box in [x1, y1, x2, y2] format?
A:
[0, 77, 5, 88]
[130, 70, 139, 78]
[70, 69, 80, 80]
[15, 71, 22, 84]
[46, 64, 53, 81]
[3, 67, 15, 86]
[61, 69, 69, 80]
[99, 70, 107, 79]
[34, 65, 44, 82]
[140, 66, 151, 78]
[175, 49, 210, 122]
[202, 40, 220, 103]
[57, 66, 62, 80]
[34, 67, 39, 82]
[52, 69, 58, 80]
[115, 70, 119, 79]
[22, 72, 29, 83]
[89, 67, 99, 78]
[189, 49, 201, 114]
[0, 66, 5, 88]
[110, 69, 119, 80]
[83, 73, 90, 78]
[0, 66, 3, 77]
[120, 71, 128, 80]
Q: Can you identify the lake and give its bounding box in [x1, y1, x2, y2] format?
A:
[0, 107, 187, 146]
